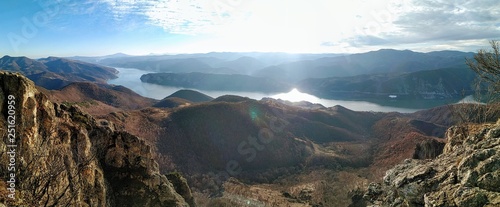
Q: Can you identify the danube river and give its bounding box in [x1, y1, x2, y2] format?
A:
[108, 67, 470, 113]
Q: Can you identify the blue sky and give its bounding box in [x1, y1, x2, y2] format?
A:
[1, 0, 499, 58]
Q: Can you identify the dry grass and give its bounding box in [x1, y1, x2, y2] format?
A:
[214, 168, 371, 207]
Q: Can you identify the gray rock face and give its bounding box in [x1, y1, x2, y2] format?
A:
[365, 121, 500, 207]
[0, 72, 190, 206]
[412, 139, 445, 160]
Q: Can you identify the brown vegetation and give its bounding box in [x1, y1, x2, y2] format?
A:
[88, 93, 454, 206]
[43, 82, 157, 115]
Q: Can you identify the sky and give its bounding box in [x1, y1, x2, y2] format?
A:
[0, 0, 499, 58]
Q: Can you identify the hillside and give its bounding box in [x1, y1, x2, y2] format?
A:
[152, 89, 214, 108]
[167, 89, 214, 103]
[39, 57, 118, 81]
[99, 94, 457, 206]
[0, 72, 191, 207]
[44, 82, 157, 115]
[140, 72, 292, 93]
[153, 97, 193, 108]
[0, 55, 118, 89]
[0, 55, 48, 74]
[298, 67, 477, 100]
[212, 95, 252, 103]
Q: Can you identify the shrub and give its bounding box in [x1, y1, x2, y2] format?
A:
[453, 40, 500, 125]
[466, 40, 500, 104]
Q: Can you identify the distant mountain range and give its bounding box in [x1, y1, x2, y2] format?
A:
[252, 49, 474, 81]
[69, 50, 474, 82]
[140, 72, 293, 93]
[68, 52, 342, 72]
[2, 49, 478, 102]
[298, 66, 478, 100]
[0, 55, 118, 89]
[66, 49, 479, 101]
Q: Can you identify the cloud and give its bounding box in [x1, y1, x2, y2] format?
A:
[95, 0, 247, 34]
[64, 0, 500, 52]
[313, 0, 500, 52]
[380, 0, 500, 44]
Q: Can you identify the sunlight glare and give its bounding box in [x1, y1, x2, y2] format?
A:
[184, 0, 390, 53]
[271, 88, 320, 103]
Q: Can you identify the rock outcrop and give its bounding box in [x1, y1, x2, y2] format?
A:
[166, 172, 196, 207]
[364, 120, 500, 206]
[412, 139, 445, 160]
[0, 72, 190, 206]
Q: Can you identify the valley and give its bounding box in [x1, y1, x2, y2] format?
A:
[0, 49, 498, 207]
[2, 1, 499, 206]
[39, 73, 469, 206]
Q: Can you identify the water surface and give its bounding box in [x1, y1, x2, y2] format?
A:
[108, 67, 465, 113]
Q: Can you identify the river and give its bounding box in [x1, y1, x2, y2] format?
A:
[107, 67, 470, 113]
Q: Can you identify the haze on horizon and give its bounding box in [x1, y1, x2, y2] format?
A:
[1, 0, 499, 58]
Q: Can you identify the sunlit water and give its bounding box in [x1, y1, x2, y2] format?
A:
[107, 67, 465, 113]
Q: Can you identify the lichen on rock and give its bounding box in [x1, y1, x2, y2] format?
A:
[364, 119, 500, 207]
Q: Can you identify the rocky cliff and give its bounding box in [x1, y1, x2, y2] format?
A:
[364, 120, 500, 206]
[0, 72, 191, 206]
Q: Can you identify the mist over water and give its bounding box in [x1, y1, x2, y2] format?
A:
[107, 67, 462, 113]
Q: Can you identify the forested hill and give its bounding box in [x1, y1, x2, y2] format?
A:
[298, 66, 477, 100]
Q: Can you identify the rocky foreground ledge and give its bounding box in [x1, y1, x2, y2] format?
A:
[0, 71, 193, 206]
[364, 119, 500, 206]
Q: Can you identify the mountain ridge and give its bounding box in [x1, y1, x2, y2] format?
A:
[252, 49, 474, 81]
[0, 55, 118, 89]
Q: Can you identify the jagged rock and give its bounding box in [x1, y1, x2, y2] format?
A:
[0, 72, 190, 206]
[166, 172, 196, 207]
[412, 139, 445, 159]
[364, 120, 500, 207]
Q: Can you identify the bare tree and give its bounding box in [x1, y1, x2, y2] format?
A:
[449, 41, 500, 126]
[466, 40, 500, 103]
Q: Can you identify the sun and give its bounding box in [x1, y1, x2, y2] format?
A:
[186, 0, 369, 53]
[169, 0, 398, 54]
